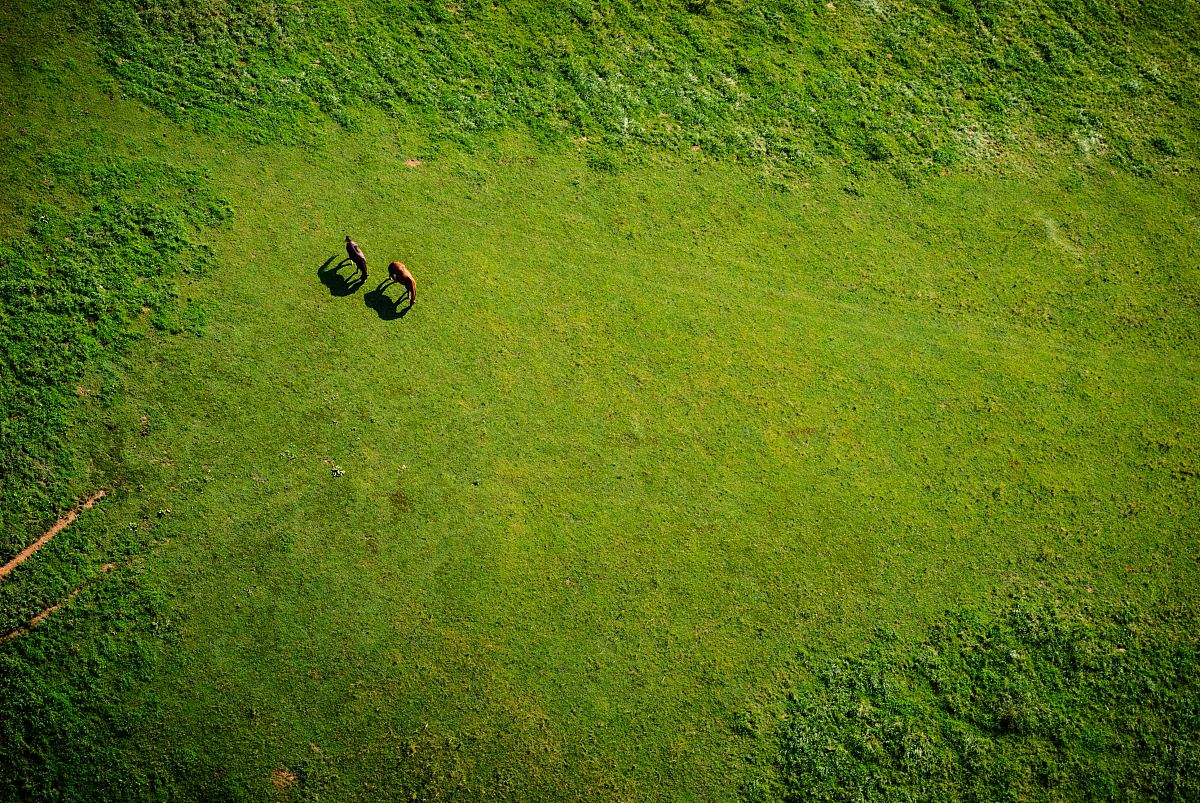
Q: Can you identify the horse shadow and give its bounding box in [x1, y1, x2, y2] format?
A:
[317, 254, 366, 296]
[364, 279, 412, 320]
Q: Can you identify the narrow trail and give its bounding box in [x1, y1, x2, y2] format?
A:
[1, 588, 83, 642]
[0, 490, 107, 580]
[0, 564, 116, 642]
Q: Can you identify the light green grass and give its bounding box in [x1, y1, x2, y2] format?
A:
[101, 119, 1196, 797]
[1, 2, 1197, 800]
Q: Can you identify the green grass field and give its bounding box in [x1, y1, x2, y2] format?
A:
[2, 1, 1198, 800]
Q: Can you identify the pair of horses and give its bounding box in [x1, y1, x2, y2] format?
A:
[345, 236, 416, 304]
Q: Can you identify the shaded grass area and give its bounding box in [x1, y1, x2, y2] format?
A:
[81, 0, 1200, 179]
[779, 598, 1200, 801]
[0, 515, 180, 802]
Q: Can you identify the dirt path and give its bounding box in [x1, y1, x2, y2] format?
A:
[1, 563, 118, 642]
[0, 490, 106, 580]
[1, 588, 84, 642]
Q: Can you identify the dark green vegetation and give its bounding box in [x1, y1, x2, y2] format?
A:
[97, 0, 1199, 179]
[1, 532, 176, 801]
[0, 153, 229, 799]
[1, 0, 1197, 800]
[0, 154, 228, 547]
[780, 599, 1200, 801]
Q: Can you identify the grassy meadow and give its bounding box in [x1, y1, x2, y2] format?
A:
[1, 0, 1198, 800]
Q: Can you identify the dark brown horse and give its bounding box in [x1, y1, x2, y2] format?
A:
[388, 261, 416, 304]
[345, 236, 368, 281]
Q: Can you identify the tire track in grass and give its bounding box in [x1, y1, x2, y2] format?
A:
[502, 213, 1196, 387]
[633, 267, 1199, 388]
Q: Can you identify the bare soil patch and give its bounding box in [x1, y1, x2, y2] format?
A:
[272, 767, 297, 789]
[390, 487, 412, 513]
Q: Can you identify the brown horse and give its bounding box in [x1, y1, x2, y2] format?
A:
[388, 261, 416, 304]
[345, 236, 368, 281]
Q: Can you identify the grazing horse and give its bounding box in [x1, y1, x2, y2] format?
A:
[345, 236, 368, 281]
[388, 261, 416, 304]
